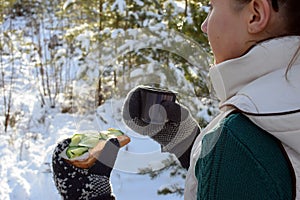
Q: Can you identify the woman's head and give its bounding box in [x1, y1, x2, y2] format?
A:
[201, 0, 300, 64]
[236, 0, 300, 34]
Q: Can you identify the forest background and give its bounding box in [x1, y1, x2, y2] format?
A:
[0, 0, 220, 199]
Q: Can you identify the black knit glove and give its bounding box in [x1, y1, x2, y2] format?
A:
[122, 86, 200, 158]
[52, 138, 120, 200]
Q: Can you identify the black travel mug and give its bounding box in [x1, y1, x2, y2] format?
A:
[139, 85, 177, 124]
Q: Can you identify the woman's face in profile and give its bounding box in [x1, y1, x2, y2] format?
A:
[201, 0, 253, 64]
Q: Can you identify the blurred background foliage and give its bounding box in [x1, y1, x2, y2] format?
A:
[0, 0, 217, 131]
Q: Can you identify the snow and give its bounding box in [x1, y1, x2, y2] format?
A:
[62, 0, 76, 11]
[133, 0, 144, 6]
[0, 3, 216, 199]
[0, 58, 195, 199]
[0, 94, 186, 199]
[111, 0, 126, 13]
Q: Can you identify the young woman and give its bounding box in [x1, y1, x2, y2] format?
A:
[52, 0, 300, 199]
[182, 0, 300, 199]
[183, 0, 300, 198]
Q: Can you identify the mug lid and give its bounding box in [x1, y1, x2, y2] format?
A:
[139, 85, 177, 95]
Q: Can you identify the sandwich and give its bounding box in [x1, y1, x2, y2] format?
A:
[61, 128, 130, 169]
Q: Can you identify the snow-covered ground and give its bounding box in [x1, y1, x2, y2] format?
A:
[0, 94, 186, 200]
[0, 64, 214, 200]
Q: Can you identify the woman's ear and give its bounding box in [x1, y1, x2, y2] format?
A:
[247, 0, 271, 33]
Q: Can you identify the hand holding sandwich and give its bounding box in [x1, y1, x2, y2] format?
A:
[52, 130, 129, 200]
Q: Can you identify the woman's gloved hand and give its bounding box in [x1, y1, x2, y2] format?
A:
[52, 138, 120, 200]
[122, 86, 200, 158]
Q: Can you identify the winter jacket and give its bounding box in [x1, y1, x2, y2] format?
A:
[184, 36, 300, 199]
[195, 113, 294, 199]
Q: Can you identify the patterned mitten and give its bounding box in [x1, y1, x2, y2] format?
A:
[52, 138, 119, 200]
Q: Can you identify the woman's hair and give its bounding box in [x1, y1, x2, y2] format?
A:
[277, 0, 300, 75]
[234, 0, 300, 35]
[235, 0, 300, 75]
[281, 0, 300, 35]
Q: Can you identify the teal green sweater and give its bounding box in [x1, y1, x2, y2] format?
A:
[195, 113, 294, 200]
